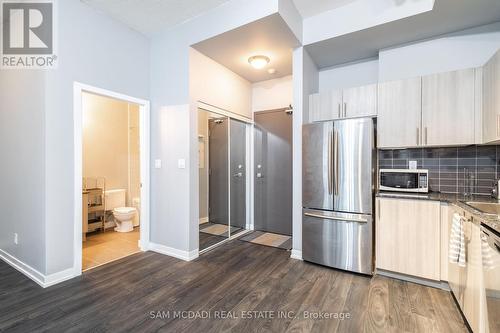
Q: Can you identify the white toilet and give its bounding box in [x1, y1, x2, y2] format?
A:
[105, 189, 136, 233]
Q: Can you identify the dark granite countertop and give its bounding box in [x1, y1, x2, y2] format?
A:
[376, 191, 500, 234]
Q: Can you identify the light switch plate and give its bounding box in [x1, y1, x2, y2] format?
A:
[154, 159, 162, 169]
[409, 160, 417, 170]
[178, 159, 186, 169]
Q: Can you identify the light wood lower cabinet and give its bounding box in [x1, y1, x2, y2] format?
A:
[440, 204, 449, 282]
[447, 205, 486, 333]
[376, 197, 441, 281]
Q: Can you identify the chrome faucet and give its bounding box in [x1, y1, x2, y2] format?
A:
[492, 178, 500, 199]
[463, 168, 475, 197]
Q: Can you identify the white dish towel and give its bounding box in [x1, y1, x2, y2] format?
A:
[449, 213, 466, 267]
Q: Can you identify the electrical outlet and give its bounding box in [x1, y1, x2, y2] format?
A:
[14, 233, 18, 245]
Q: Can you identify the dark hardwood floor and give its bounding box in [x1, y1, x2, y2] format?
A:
[199, 231, 227, 250]
[0, 240, 468, 333]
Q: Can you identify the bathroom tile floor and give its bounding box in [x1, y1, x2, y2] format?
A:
[82, 227, 140, 271]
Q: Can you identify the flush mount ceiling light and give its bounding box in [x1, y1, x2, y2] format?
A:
[248, 55, 270, 69]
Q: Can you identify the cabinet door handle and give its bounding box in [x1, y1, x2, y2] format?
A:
[425, 127, 428, 145]
[377, 200, 380, 220]
[338, 103, 341, 118]
[417, 127, 420, 146]
[497, 114, 500, 138]
[344, 102, 347, 118]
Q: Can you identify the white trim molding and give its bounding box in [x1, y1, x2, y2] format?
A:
[0, 249, 75, 288]
[148, 243, 199, 262]
[198, 101, 253, 124]
[199, 217, 209, 224]
[73, 82, 151, 278]
[290, 249, 303, 260]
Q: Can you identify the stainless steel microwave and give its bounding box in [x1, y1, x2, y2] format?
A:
[379, 169, 429, 193]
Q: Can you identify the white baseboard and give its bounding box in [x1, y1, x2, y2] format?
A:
[148, 242, 199, 261]
[44, 267, 76, 287]
[0, 249, 75, 288]
[199, 217, 209, 224]
[290, 249, 302, 260]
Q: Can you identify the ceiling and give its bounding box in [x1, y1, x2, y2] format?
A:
[306, 0, 500, 68]
[292, 0, 357, 18]
[193, 14, 300, 83]
[81, 0, 232, 36]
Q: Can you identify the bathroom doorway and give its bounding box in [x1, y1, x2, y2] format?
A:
[74, 83, 150, 274]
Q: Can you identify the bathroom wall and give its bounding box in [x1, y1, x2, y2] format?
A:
[378, 146, 500, 195]
[82, 93, 140, 206]
[128, 104, 141, 209]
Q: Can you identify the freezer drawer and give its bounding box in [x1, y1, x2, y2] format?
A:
[302, 209, 373, 275]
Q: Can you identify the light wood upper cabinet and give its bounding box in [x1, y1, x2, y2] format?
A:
[482, 50, 500, 143]
[309, 90, 342, 122]
[342, 84, 377, 118]
[377, 77, 422, 148]
[422, 68, 475, 146]
[376, 197, 441, 281]
[308, 84, 376, 122]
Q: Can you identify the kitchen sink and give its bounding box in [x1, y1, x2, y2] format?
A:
[465, 202, 500, 215]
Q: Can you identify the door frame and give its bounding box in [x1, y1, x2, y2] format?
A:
[73, 82, 151, 275]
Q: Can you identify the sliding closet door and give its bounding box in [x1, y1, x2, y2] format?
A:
[208, 117, 229, 227]
[230, 119, 246, 232]
[199, 109, 250, 252]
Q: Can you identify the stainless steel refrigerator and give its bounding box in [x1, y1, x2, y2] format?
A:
[302, 117, 375, 275]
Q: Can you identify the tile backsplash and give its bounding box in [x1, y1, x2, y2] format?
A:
[378, 146, 500, 195]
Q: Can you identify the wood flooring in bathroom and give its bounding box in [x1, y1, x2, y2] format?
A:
[82, 227, 140, 270]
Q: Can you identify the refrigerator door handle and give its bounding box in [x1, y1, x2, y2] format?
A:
[328, 131, 333, 194]
[334, 130, 339, 195]
[304, 212, 368, 224]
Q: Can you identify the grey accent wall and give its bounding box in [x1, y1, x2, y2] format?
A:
[378, 146, 500, 195]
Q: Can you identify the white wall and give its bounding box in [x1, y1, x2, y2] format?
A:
[303, 0, 434, 45]
[319, 58, 378, 91]
[291, 47, 318, 259]
[312, 22, 500, 92]
[44, 0, 150, 275]
[0, 71, 46, 274]
[150, 0, 279, 255]
[252, 75, 293, 112]
[189, 48, 252, 118]
[379, 21, 500, 82]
